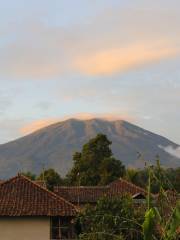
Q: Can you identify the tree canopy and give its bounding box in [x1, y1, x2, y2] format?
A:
[126, 166, 180, 193]
[66, 134, 125, 185]
[38, 168, 63, 190]
[21, 171, 36, 180]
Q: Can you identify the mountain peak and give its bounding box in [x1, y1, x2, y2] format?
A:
[0, 118, 179, 178]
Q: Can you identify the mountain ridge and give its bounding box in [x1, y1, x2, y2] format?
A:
[0, 118, 179, 178]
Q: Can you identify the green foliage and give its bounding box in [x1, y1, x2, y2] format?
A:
[142, 208, 159, 240]
[164, 202, 180, 240]
[66, 134, 125, 186]
[126, 167, 180, 193]
[75, 195, 143, 240]
[125, 168, 138, 182]
[142, 202, 180, 240]
[165, 168, 180, 193]
[141, 163, 180, 240]
[79, 232, 124, 240]
[99, 157, 125, 185]
[21, 171, 36, 180]
[38, 168, 62, 190]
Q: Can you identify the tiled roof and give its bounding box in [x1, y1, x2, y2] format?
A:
[54, 178, 147, 204]
[1, 180, 46, 187]
[108, 178, 146, 196]
[33, 180, 47, 188]
[0, 174, 77, 217]
[54, 186, 109, 203]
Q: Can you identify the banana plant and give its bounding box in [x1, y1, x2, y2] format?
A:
[162, 203, 180, 240]
[142, 162, 180, 240]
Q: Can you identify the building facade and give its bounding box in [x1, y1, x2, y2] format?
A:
[0, 175, 77, 240]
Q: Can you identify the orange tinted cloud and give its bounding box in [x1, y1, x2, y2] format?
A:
[71, 113, 134, 122]
[21, 119, 58, 135]
[1, 2, 180, 80]
[20, 113, 134, 135]
[74, 42, 178, 76]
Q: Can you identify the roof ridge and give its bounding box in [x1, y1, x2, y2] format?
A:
[0, 174, 77, 212]
[55, 185, 109, 189]
[19, 174, 78, 212]
[119, 177, 146, 193]
[0, 175, 20, 187]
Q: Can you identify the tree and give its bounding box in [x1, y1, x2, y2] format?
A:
[21, 171, 36, 180]
[66, 134, 125, 186]
[127, 166, 180, 193]
[75, 195, 143, 240]
[165, 167, 180, 193]
[38, 168, 63, 190]
[125, 168, 138, 182]
[99, 157, 125, 185]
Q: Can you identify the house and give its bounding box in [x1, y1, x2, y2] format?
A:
[0, 179, 47, 187]
[108, 178, 147, 204]
[54, 186, 109, 207]
[0, 174, 77, 240]
[54, 178, 147, 207]
[108, 178, 146, 197]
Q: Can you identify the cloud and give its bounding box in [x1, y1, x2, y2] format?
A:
[35, 102, 52, 111]
[67, 112, 134, 121]
[0, 3, 180, 79]
[21, 119, 58, 135]
[0, 90, 12, 114]
[0, 21, 70, 79]
[74, 41, 178, 76]
[20, 112, 134, 135]
[0, 118, 27, 144]
[159, 145, 180, 159]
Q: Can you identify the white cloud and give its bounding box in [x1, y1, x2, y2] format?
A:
[159, 145, 180, 159]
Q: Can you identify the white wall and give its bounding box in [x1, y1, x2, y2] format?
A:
[0, 217, 50, 240]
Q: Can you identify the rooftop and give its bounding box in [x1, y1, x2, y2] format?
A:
[0, 174, 77, 217]
[54, 178, 147, 204]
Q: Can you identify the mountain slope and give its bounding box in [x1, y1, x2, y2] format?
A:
[0, 118, 179, 178]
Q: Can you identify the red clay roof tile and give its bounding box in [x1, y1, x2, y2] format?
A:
[54, 186, 109, 203]
[54, 178, 147, 204]
[108, 178, 146, 196]
[0, 175, 77, 217]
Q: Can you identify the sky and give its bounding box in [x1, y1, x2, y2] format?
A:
[0, 0, 180, 144]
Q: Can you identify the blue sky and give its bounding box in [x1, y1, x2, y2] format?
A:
[0, 0, 180, 144]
